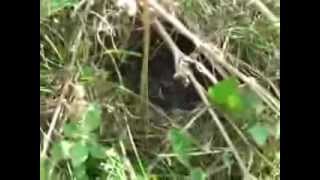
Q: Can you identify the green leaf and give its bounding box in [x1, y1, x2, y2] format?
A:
[74, 164, 89, 180]
[247, 124, 270, 146]
[208, 78, 247, 113]
[40, 158, 48, 180]
[168, 129, 194, 167]
[208, 78, 239, 105]
[190, 168, 207, 180]
[88, 143, 106, 159]
[51, 140, 73, 161]
[63, 122, 82, 138]
[239, 86, 264, 114]
[51, 0, 78, 11]
[226, 93, 244, 112]
[70, 141, 89, 167]
[82, 103, 102, 132]
[80, 66, 95, 84]
[208, 78, 265, 120]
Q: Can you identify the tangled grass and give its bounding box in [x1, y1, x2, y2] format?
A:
[40, 0, 279, 179]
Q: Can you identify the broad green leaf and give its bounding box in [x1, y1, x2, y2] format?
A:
[70, 141, 89, 167]
[51, 140, 72, 161]
[208, 78, 248, 113]
[208, 78, 265, 121]
[190, 168, 207, 180]
[63, 122, 82, 138]
[74, 164, 89, 180]
[88, 143, 106, 159]
[226, 93, 244, 112]
[247, 124, 270, 146]
[169, 129, 194, 167]
[82, 103, 102, 132]
[208, 78, 239, 105]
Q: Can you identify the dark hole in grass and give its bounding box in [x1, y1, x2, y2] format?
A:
[119, 22, 204, 111]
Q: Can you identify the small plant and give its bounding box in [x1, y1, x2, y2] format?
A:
[168, 128, 208, 179]
[43, 102, 127, 179]
[208, 77, 275, 147]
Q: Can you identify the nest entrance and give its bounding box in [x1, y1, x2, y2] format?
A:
[120, 25, 202, 111]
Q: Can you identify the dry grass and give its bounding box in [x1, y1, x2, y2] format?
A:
[40, 0, 279, 179]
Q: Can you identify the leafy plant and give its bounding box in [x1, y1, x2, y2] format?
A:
[208, 78, 273, 146]
[208, 77, 244, 113]
[190, 168, 207, 180]
[46, 102, 116, 179]
[247, 124, 270, 146]
[169, 128, 209, 179]
[169, 128, 194, 167]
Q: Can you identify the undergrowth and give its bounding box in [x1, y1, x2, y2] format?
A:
[40, 0, 280, 179]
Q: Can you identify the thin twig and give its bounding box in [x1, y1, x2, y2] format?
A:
[182, 107, 207, 131]
[124, 115, 148, 179]
[188, 72, 250, 179]
[147, 0, 279, 115]
[153, 19, 193, 86]
[40, 80, 71, 158]
[158, 149, 229, 157]
[152, 13, 250, 178]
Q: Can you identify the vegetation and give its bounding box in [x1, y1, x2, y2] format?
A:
[40, 0, 280, 179]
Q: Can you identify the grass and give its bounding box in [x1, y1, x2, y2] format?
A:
[40, 0, 280, 179]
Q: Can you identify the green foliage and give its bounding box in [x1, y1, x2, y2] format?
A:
[41, 0, 78, 18]
[82, 103, 102, 132]
[63, 122, 82, 138]
[41, 0, 279, 178]
[40, 158, 48, 180]
[169, 129, 194, 167]
[190, 168, 207, 180]
[208, 78, 274, 146]
[168, 128, 209, 178]
[70, 141, 89, 167]
[52, 0, 78, 10]
[208, 78, 248, 114]
[247, 124, 270, 146]
[74, 165, 89, 180]
[51, 140, 73, 161]
[47, 102, 116, 179]
[208, 78, 239, 105]
[88, 143, 106, 159]
[222, 152, 234, 168]
[79, 66, 96, 85]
